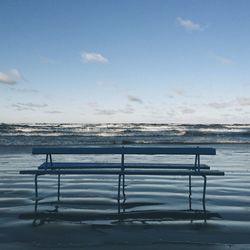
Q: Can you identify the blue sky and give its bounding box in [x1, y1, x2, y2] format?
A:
[1, 0, 250, 123]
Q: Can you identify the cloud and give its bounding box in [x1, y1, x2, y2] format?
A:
[94, 105, 134, 116]
[208, 97, 250, 110]
[11, 102, 48, 111]
[81, 52, 109, 64]
[40, 56, 61, 65]
[167, 94, 174, 99]
[0, 69, 23, 85]
[177, 17, 202, 32]
[181, 107, 195, 114]
[120, 105, 134, 114]
[127, 95, 143, 104]
[95, 108, 117, 115]
[87, 101, 99, 108]
[236, 97, 250, 106]
[207, 101, 232, 109]
[212, 54, 234, 65]
[11, 87, 39, 93]
[173, 89, 186, 96]
[235, 108, 242, 112]
[44, 110, 63, 114]
[96, 80, 115, 87]
[96, 81, 107, 86]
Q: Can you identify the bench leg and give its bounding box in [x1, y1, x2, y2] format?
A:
[202, 175, 207, 222]
[122, 174, 126, 200]
[35, 174, 38, 200]
[202, 175, 207, 212]
[34, 174, 38, 213]
[122, 174, 126, 213]
[118, 174, 121, 215]
[57, 174, 61, 201]
[189, 175, 192, 210]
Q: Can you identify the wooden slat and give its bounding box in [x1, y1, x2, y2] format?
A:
[38, 162, 210, 170]
[20, 169, 121, 175]
[123, 147, 216, 155]
[32, 147, 122, 155]
[32, 146, 216, 155]
[20, 169, 224, 176]
[124, 169, 224, 176]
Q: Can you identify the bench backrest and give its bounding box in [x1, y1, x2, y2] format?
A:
[32, 147, 216, 155]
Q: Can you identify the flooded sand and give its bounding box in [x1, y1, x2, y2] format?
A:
[0, 144, 250, 248]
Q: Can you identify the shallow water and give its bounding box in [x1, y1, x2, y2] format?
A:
[0, 144, 250, 228]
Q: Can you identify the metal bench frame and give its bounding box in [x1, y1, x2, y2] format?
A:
[20, 146, 224, 216]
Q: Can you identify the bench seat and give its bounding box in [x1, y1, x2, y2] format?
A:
[20, 169, 223, 176]
[38, 162, 210, 170]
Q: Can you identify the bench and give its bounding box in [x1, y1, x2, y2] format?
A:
[19, 146, 224, 215]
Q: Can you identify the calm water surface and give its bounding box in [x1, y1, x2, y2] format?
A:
[0, 143, 250, 226]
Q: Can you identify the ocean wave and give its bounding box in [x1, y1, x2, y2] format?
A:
[1, 123, 250, 146]
[183, 130, 250, 137]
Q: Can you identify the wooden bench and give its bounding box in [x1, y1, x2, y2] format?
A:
[19, 146, 224, 215]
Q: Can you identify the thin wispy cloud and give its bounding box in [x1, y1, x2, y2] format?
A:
[177, 17, 202, 32]
[94, 104, 134, 116]
[173, 89, 187, 97]
[40, 56, 61, 65]
[96, 81, 108, 86]
[44, 110, 63, 114]
[11, 88, 39, 93]
[236, 97, 250, 106]
[212, 54, 234, 65]
[87, 101, 99, 108]
[127, 95, 143, 104]
[121, 105, 134, 114]
[181, 107, 195, 114]
[11, 102, 48, 111]
[207, 102, 232, 109]
[0, 69, 23, 85]
[207, 97, 250, 109]
[96, 80, 115, 89]
[81, 52, 109, 64]
[95, 108, 117, 115]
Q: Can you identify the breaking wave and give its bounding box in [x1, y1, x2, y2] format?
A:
[1, 123, 250, 146]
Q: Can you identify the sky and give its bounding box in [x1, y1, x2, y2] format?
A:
[1, 0, 250, 124]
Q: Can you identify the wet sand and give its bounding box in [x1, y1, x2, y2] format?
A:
[1, 222, 250, 249]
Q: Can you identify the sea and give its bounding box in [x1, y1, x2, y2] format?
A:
[0, 123, 250, 230]
[1, 123, 250, 146]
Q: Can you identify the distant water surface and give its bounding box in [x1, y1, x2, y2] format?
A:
[1, 123, 250, 146]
